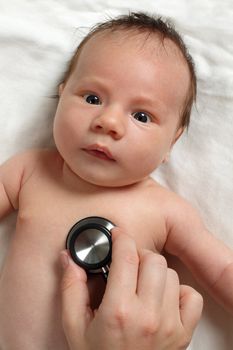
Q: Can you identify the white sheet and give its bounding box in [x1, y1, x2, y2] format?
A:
[0, 1, 232, 349]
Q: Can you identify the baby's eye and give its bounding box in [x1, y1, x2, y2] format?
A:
[132, 111, 152, 123]
[84, 94, 101, 105]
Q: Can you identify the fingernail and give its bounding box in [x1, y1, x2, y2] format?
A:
[60, 251, 69, 269]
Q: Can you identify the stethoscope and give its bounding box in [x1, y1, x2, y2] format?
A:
[66, 216, 115, 281]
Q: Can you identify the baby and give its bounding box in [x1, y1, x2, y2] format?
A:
[0, 12, 233, 350]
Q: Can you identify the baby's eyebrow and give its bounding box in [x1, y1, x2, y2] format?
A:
[132, 94, 168, 114]
[74, 76, 109, 89]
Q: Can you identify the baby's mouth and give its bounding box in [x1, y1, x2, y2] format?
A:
[83, 145, 116, 161]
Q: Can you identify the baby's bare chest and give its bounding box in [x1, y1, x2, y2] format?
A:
[17, 174, 167, 257]
[0, 161, 169, 349]
[0, 170, 169, 349]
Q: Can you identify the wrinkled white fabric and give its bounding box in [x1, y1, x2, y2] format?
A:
[0, 1, 232, 349]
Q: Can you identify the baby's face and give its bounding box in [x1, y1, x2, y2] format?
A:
[53, 30, 190, 187]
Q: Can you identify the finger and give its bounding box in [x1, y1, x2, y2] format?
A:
[160, 268, 180, 317]
[137, 250, 168, 310]
[179, 285, 203, 334]
[103, 227, 139, 303]
[60, 251, 93, 339]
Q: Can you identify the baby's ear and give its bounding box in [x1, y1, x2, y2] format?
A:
[58, 83, 65, 96]
[162, 152, 170, 163]
[173, 127, 184, 145]
[162, 127, 184, 164]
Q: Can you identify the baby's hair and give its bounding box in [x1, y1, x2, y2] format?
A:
[62, 12, 196, 129]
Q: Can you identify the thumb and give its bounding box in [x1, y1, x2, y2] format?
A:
[179, 285, 203, 336]
[60, 251, 93, 343]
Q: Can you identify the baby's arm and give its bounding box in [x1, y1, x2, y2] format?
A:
[164, 196, 233, 313]
[0, 150, 38, 219]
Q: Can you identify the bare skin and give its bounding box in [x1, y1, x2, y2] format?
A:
[0, 31, 233, 349]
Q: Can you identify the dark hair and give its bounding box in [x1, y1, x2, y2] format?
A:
[62, 12, 196, 129]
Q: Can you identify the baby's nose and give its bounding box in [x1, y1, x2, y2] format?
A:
[91, 108, 126, 140]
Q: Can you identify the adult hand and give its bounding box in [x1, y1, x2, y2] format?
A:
[60, 228, 203, 350]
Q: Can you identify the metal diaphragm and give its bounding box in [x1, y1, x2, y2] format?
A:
[66, 216, 115, 279]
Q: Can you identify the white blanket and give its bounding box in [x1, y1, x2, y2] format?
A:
[0, 1, 232, 349]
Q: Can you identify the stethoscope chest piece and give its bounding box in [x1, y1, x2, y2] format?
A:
[66, 216, 115, 280]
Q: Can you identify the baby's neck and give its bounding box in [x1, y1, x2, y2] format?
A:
[60, 160, 101, 193]
[60, 157, 148, 195]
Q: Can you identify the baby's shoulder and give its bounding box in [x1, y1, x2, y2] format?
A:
[0, 148, 60, 210]
[23, 147, 63, 177]
[2, 147, 57, 165]
[5, 147, 61, 185]
[143, 177, 197, 218]
[24, 147, 61, 167]
[141, 177, 180, 203]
